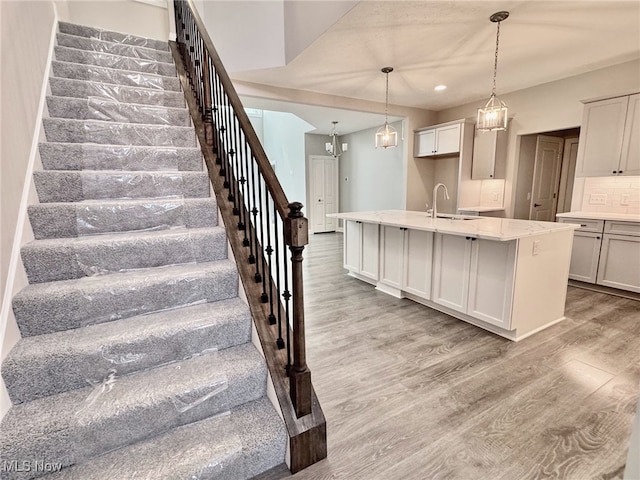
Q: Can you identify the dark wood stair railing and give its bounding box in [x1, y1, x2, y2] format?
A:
[170, 0, 326, 473]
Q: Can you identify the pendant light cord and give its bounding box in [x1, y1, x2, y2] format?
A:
[492, 20, 501, 97]
[384, 71, 390, 124]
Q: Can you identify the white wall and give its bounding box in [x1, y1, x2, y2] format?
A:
[65, 0, 169, 41]
[0, 0, 61, 419]
[339, 120, 405, 212]
[200, 1, 285, 73]
[435, 59, 640, 218]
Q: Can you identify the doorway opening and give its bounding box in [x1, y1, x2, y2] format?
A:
[513, 127, 580, 221]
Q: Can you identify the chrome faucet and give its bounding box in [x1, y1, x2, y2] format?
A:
[432, 183, 450, 219]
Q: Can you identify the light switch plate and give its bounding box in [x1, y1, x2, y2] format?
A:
[589, 193, 607, 205]
[621, 194, 630, 206]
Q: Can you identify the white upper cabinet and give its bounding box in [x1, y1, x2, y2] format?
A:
[414, 122, 461, 157]
[575, 94, 640, 177]
[620, 94, 640, 176]
[471, 126, 508, 180]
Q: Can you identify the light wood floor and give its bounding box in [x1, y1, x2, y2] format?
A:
[292, 232, 640, 480]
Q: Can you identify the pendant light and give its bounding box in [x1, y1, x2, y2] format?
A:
[375, 67, 398, 149]
[325, 121, 346, 158]
[477, 11, 509, 132]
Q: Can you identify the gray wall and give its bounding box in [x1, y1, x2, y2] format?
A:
[338, 120, 404, 213]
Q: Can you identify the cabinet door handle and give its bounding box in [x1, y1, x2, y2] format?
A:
[471, 237, 477, 241]
[596, 236, 601, 239]
[580, 224, 588, 227]
[533, 203, 542, 207]
[619, 170, 623, 174]
[613, 170, 617, 174]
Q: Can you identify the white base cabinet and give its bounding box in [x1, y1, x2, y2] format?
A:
[343, 221, 574, 341]
[344, 220, 379, 281]
[432, 234, 516, 329]
[379, 226, 433, 299]
[558, 217, 639, 292]
[597, 234, 640, 293]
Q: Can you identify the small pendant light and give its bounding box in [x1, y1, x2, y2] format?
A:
[375, 67, 398, 149]
[477, 11, 509, 132]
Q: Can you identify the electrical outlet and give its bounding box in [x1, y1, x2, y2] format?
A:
[492, 192, 499, 201]
[621, 194, 630, 206]
[589, 193, 607, 205]
[532, 240, 540, 256]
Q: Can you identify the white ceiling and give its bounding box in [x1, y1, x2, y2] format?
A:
[232, 0, 640, 134]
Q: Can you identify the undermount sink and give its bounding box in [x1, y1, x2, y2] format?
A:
[435, 214, 480, 221]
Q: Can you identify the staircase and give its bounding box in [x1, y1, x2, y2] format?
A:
[0, 22, 287, 479]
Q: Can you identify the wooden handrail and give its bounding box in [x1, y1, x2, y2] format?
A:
[182, 0, 289, 220]
[171, 5, 325, 471]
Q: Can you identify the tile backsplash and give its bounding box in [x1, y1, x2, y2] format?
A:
[479, 179, 505, 207]
[579, 176, 640, 214]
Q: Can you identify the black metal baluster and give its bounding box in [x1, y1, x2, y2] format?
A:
[249, 155, 260, 281]
[236, 128, 247, 233]
[229, 112, 241, 216]
[274, 204, 284, 349]
[256, 168, 267, 295]
[282, 226, 292, 370]
[264, 196, 276, 324]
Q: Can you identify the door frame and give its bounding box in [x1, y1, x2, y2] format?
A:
[307, 155, 339, 234]
[529, 135, 564, 221]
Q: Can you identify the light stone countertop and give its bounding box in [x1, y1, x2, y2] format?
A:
[332, 210, 579, 241]
[457, 206, 505, 212]
[556, 211, 640, 222]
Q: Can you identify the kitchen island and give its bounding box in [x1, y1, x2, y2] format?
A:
[333, 210, 579, 341]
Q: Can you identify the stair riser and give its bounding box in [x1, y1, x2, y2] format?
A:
[3, 300, 252, 404]
[21, 229, 228, 284]
[33, 171, 210, 203]
[58, 22, 169, 51]
[13, 262, 239, 336]
[43, 119, 197, 147]
[39, 143, 202, 172]
[44, 398, 287, 480]
[49, 77, 185, 108]
[51, 61, 181, 91]
[46, 96, 191, 126]
[0, 353, 266, 480]
[57, 33, 173, 63]
[55, 46, 176, 76]
[28, 199, 218, 240]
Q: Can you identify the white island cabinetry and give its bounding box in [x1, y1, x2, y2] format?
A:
[336, 210, 578, 341]
[379, 226, 433, 299]
[432, 235, 516, 330]
[344, 220, 379, 282]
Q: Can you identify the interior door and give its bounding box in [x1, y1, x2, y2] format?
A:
[310, 156, 338, 233]
[530, 135, 563, 221]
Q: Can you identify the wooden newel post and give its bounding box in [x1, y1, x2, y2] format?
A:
[201, 48, 214, 146]
[285, 201, 312, 418]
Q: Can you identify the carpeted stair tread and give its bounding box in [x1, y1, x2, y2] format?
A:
[33, 170, 209, 203]
[13, 260, 239, 337]
[56, 32, 173, 63]
[54, 46, 176, 76]
[3, 297, 252, 404]
[21, 226, 227, 284]
[49, 77, 185, 107]
[43, 117, 197, 147]
[28, 197, 218, 239]
[58, 21, 169, 52]
[39, 142, 201, 171]
[0, 344, 267, 480]
[51, 61, 181, 91]
[46, 96, 191, 126]
[47, 397, 287, 480]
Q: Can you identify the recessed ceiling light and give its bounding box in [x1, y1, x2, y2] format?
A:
[434, 85, 447, 91]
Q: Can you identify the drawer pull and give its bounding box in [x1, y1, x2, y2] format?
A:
[581, 224, 588, 227]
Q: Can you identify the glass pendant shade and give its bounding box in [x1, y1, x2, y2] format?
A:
[376, 66, 398, 149]
[375, 122, 398, 149]
[326, 121, 344, 158]
[477, 93, 508, 131]
[477, 11, 510, 133]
